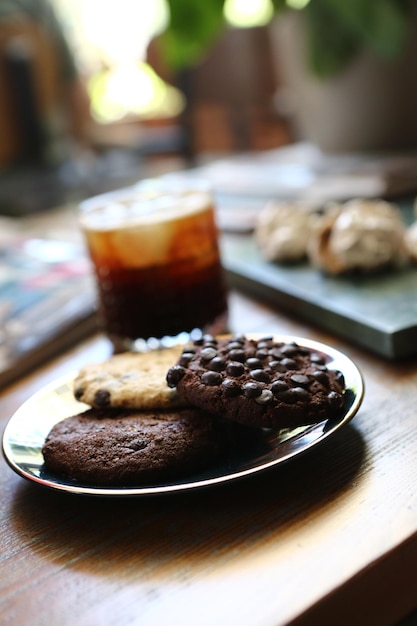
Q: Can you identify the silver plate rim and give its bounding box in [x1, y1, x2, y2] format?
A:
[2, 334, 364, 496]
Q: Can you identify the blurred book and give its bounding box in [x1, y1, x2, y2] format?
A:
[0, 233, 97, 389]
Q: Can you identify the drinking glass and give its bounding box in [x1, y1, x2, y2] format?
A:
[78, 176, 229, 352]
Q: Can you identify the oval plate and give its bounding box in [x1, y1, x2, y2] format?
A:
[2, 335, 364, 496]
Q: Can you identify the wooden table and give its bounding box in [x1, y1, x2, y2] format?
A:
[1, 288, 417, 626]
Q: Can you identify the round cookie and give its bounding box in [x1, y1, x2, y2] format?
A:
[166, 335, 346, 429]
[255, 200, 317, 263]
[42, 408, 230, 485]
[307, 199, 407, 274]
[73, 345, 188, 410]
[405, 221, 417, 263]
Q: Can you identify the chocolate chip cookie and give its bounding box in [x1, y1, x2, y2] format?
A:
[42, 408, 230, 486]
[166, 335, 346, 429]
[73, 345, 188, 410]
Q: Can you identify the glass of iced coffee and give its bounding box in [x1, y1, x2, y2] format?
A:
[78, 176, 229, 352]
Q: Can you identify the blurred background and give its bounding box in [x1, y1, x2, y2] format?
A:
[0, 0, 294, 215]
[2, 0, 417, 382]
[1, 0, 416, 215]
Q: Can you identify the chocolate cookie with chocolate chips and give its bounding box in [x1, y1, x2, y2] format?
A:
[166, 335, 346, 429]
[42, 407, 231, 486]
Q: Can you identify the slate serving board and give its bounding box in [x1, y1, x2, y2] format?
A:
[220, 232, 417, 360]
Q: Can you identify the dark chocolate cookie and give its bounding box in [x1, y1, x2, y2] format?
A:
[166, 335, 346, 429]
[42, 408, 230, 486]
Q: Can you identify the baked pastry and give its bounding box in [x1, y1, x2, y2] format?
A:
[255, 200, 317, 263]
[42, 408, 231, 485]
[308, 199, 407, 274]
[166, 335, 346, 430]
[73, 345, 188, 410]
[405, 221, 417, 263]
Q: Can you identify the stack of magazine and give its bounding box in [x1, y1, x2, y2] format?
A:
[0, 224, 97, 388]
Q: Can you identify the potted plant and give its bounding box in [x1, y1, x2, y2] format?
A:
[157, 0, 417, 152]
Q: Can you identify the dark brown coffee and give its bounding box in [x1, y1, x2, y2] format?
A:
[79, 182, 229, 350]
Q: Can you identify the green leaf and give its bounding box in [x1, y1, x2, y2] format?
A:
[301, 3, 357, 77]
[159, 0, 226, 70]
[302, 0, 414, 77]
[270, 0, 289, 11]
[157, 0, 416, 74]
[362, 0, 410, 57]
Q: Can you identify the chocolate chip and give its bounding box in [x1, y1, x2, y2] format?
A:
[203, 334, 216, 344]
[291, 387, 310, 401]
[128, 438, 147, 451]
[208, 356, 226, 372]
[257, 340, 271, 350]
[243, 382, 262, 398]
[280, 358, 298, 370]
[255, 349, 269, 360]
[311, 352, 326, 364]
[275, 389, 298, 404]
[166, 365, 186, 387]
[334, 370, 345, 386]
[222, 378, 241, 397]
[328, 390, 344, 409]
[269, 360, 287, 372]
[271, 380, 289, 395]
[247, 357, 263, 369]
[200, 347, 217, 361]
[228, 349, 246, 362]
[251, 369, 271, 383]
[94, 389, 111, 407]
[74, 387, 84, 400]
[290, 374, 310, 386]
[227, 341, 245, 350]
[281, 343, 299, 356]
[179, 352, 195, 366]
[226, 361, 245, 377]
[201, 371, 222, 386]
[231, 335, 246, 344]
[269, 348, 284, 360]
[312, 370, 330, 386]
[255, 389, 274, 404]
[279, 387, 309, 403]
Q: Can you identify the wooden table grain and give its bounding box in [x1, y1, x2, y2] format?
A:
[1, 289, 417, 626]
